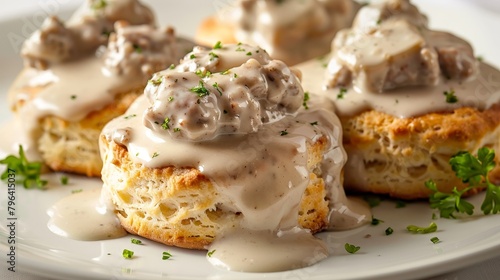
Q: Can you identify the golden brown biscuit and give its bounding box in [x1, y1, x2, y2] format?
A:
[33, 89, 143, 177]
[341, 105, 500, 199]
[100, 133, 331, 249]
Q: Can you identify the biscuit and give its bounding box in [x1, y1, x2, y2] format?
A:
[341, 105, 500, 199]
[100, 133, 331, 249]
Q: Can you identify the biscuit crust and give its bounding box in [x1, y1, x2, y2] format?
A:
[342, 105, 500, 199]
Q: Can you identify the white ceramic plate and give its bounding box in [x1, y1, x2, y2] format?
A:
[1, 1, 500, 279]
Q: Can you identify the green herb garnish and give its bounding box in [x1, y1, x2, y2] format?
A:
[207, 250, 216, 257]
[131, 238, 142, 245]
[345, 243, 361, 254]
[430, 237, 440, 244]
[385, 227, 394, 235]
[363, 195, 382, 208]
[91, 0, 107, 10]
[122, 249, 134, 259]
[213, 41, 223, 49]
[149, 76, 163, 86]
[162, 251, 172, 260]
[427, 147, 500, 218]
[209, 51, 219, 61]
[152, 152, 159, 158]
[303, 91, 310, 110]
[395, 200, 406, 208]
[133, 44, 142, 53]
[161, 117, 170, 130]
[71, 189, 82, 194]
[124, 114, 137, 120]
[71, 95, 77, 100]
[60, 175, 69, 185]
[0, 145, 47, 189]
[443, 89, 458, 103]
[406, 222, 437, 234]
[371, 216, 384, 226]
[337, 88, 347, 99]
[213, 82, 223, 96]
[280, 130, 288, 136]
[190, 81, 210, 97]
[190, 54, 196, 59]
[246, 51, 252, 56]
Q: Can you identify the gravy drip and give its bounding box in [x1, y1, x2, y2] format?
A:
[47, 188, 127, 241]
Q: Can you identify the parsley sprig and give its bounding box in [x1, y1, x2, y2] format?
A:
[426, 147, 500, 218]
[0, 145, 47, 189]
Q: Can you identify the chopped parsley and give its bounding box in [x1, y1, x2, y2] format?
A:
[161, 117, 170, 130]
[149, 76, 163, 86]
[168, 96, 174, 102]
[122, 249, 134, 259]
[133, 44, 142, 53]
[303, 91, 310, 110]
[280, 130, 288, 136]
[190, 54, 196, 59]
[169, 64, 176, 70]
[152, 152, 159, 158]
[430, 237, 440, 244]
[406, 222, 437, 234]
[173, 128, 181, 132]
[124, 114, 137, 120]
[363, 195, 382, 208]
[60, 175, 69, 185]
[233, 73, 238, 78]
[213, 41, 223, 49]
[162, 251, 172, 260]
[221, 69, 230, 75]
[385, 227, 394, 236]
[0, 145, 47, 189]
[371, 216, 384, 226]
[195, 69, 212, 78]
[246, 51, 252, 56]
[190, 81, 210, 97]
[71, 189, 82, 194]
[91, 0, 107, 10]
[477, 55, 484, 62]
[443, 89, 458, 103]
[395, 200, 406, 208]
[337, 88, 347, 99]
[70, 95, 77, 100]
[209, 51, 219, 61]
[345, 243, 361, 254]
[131, 238, 142, 245]
[213, 82, 223, 96]
[235, 46, 245, 52]
[207, 250, 216, 257]
[426, 147, 500, 218]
